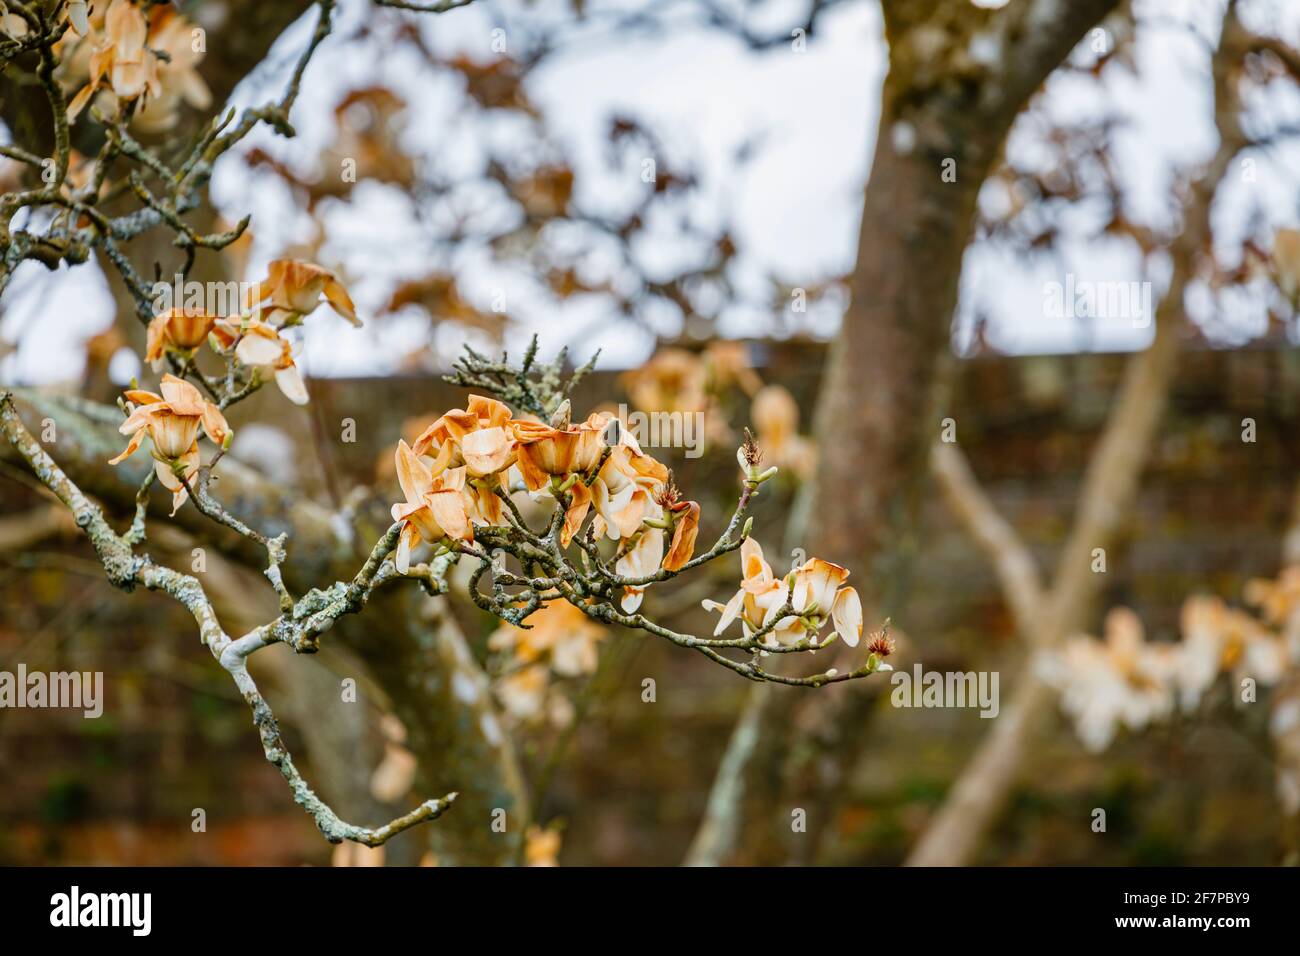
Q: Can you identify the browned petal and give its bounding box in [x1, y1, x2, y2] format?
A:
[662, 501, 700, 572]
[561, 480, 592, 548]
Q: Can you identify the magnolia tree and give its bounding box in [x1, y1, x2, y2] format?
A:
[0, 0, 890, 854]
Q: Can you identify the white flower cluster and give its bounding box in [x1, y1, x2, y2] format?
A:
[1040, 570, 1300, 752]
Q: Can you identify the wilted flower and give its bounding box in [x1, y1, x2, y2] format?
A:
[145, 308, 216, 370]
[109, 374, 230, 513]
[67, 0, 161, 121]
[703, 549, 861, 649]
[211, 318, 310, 405]
[412, 395, 516, 478]
[789, 557, 862, 646]
[511, 412, 607, 490]
[130, 7, 212, 134]
[489, 600, 606, 678]
[390, 440, 474, 572]
[661, 497, 700, 572]
[248, 259, 360, 326]
[590, 432, 670, 540]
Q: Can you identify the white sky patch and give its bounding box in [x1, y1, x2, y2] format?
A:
[3, 0, 1299, 383]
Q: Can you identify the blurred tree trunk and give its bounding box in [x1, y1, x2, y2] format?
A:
[691, 0, 1123, 866]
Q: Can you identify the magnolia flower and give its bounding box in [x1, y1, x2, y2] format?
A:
[622, 348, 709, 416]
[211, 319, 310, 405]
[130, 7, 212, 134]
[790, 558, 862, 647]
[410, 395, 522, 529]
[1179, 595, 1290, 708]
[248, 259, 360, 327]
[145, 308, 216, 370]
[616, 528, 664, 613]
[702, 538, 788, 637]
[591, 439, 670, 540]
[511, 413, 608, 490]
[750, 384, 815, 481]
[109, 374, 230, 513]
[1042, 608, 1177, 753]
[703, 550, 861, 649]
[68, 0, 161, 121]
[412, 395, 516, 478]
[489, 600, 605, 678]
[390, 440, 474, 573]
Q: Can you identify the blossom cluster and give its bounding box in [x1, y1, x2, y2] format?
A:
[109, 258, 358, 508]
[622, 343, 815, 480]
[389, 394, 702, 609]
[1041, 569, 1300, 752]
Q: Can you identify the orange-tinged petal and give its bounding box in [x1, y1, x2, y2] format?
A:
[395, 440, 433, 504]
[158, 374, 205, 415]
[561, 480, 592, 548]
[515, 442, 553, 491]
[467, 395, 512, 428]
[200, 402, 231, 446]
[108, 428, 145, 465]
[662, 501, 700, 572]
[122, 389, 163, 407]
[427, 489, 472, 541]
[460, 426, 514, 476]
[323, 275, 360, 326]
[145, 313, 168, 364]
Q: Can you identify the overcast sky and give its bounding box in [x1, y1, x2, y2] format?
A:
[3, 0, 1299, 385]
